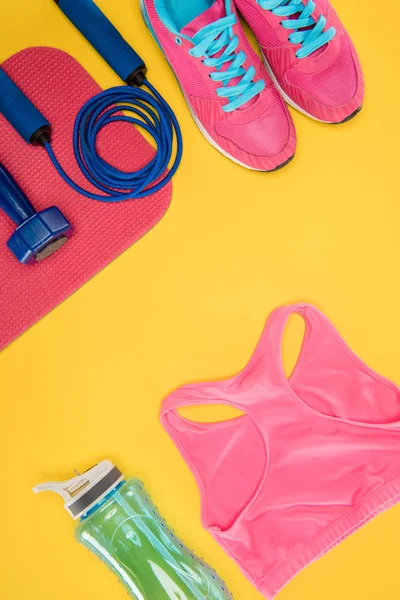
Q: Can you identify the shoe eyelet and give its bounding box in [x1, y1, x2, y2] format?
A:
[175, 36, 182, 45]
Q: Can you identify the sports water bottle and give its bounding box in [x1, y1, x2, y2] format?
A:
[33, 460, 232, 600]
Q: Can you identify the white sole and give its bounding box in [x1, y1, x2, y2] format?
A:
[140, 0, 292, 172]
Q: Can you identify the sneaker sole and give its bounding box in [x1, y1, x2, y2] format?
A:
[140, 0, 294, 172]
[260, 48, 362, 125]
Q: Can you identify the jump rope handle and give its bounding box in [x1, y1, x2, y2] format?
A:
[0, 2, 181, 203]
[54, 0, 148, 86]
[0, 68, 51, 145]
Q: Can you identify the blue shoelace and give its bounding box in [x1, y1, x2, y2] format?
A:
[257, 0, 336, 58]
[184, 9, 265, 112]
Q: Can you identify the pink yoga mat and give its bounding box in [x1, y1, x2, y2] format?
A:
[0, 47, 172, 351]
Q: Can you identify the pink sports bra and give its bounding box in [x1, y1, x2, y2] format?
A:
[161, 304, 400, 599]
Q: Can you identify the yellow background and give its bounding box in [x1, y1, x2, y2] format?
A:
[0, 0, 399, 598]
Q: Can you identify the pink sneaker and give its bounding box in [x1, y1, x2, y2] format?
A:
[141, 0, 296, 171]
[235, 0, 364, 123]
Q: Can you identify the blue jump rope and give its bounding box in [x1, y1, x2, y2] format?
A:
[0, 0, 183, 204]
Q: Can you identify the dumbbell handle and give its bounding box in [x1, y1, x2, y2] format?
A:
[54, 0, 147, 85]
[0, 163, 36, 225]
[0, 68, 51, 145]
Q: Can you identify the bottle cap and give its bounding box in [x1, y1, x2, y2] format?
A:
[33, 460, 124, 520]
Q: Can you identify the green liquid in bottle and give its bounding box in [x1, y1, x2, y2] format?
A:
[35, 462, 232, 599]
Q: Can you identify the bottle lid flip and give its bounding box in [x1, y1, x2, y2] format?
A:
[33, 460, 124, 519]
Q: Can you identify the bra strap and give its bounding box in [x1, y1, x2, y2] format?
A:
[161, 304, 337, 416]
[263, 303, 344, 377]
[266, 303, 331, 337]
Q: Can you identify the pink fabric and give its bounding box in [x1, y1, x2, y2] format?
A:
[161, 304, 400, 598]
[235, 0, 365, 122]
[285, 34, 358, 107]
[0, 48, 171, 351]
[215, 89, 291, 156]
[143, 0, 296, 170]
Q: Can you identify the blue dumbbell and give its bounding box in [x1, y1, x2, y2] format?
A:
[0, 163, 73, 264]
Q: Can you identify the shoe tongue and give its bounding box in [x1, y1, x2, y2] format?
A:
[180, 0, 226, 37]
[181, 0, 258, 110]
